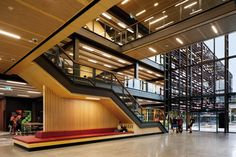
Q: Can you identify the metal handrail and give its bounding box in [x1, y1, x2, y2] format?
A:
[50, 45, 144, 115]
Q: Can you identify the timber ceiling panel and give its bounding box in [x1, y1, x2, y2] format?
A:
[0, 0, 90, 73]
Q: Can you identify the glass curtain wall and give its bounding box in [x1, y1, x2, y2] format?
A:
[165, 32, 236, 133]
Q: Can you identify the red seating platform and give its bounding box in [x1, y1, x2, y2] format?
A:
[13, 128, 133, 144]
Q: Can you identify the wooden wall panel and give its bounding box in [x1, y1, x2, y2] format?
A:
[43, 86, 119, 131]
[0, 98, 6, 131]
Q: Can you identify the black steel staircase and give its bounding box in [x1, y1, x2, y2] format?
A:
[35, 45, 167, 132]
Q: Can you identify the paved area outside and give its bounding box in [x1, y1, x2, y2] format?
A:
[1, 132, 236, 157]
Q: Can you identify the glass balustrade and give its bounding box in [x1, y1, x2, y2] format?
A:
[84, 0, 231, 45]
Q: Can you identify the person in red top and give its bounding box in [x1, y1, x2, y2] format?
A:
[177, 116, 183, 133]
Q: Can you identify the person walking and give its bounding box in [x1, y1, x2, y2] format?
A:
[188, 116, 195, 133]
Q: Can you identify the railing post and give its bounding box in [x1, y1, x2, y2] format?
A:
[111, 74, 113, 90]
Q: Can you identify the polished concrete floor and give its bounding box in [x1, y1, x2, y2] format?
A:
[1, 132, 236, 157]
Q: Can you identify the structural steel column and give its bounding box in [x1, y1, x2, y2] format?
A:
[134, 62, 139, 79]
[73, 37, 80, 77]
[224, 35, 229, 133]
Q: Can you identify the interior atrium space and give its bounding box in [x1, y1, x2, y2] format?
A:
[0, 0, 236, 156]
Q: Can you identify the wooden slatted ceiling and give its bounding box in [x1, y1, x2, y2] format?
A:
[0, 0, 89, 73]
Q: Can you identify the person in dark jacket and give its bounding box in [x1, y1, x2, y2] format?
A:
[188, 117, 195, 133]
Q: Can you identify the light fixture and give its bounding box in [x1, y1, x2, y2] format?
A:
[148, 47, 157, 53]
[121, 0, 129, 5]
[27, 91, 41, 94]
[117, 42, 123, 46]
[137, 34, 142, 38]
[6, 80, 27, 85]
[17, 94, 30, 97]
[82, 46, 94, 52]
[102, 13, 112, 20]
[147, 70, 153, 74]
[176, 38, 184, 44]
[102, 53, 111, 58]
[96, 18, 100, 21]
[155, 73, 162, 77]
[184, 2, 197, 9]
[104, 64, 112, 68]
[190, 9, 202, 15]
[127, 28, 134, 33]
[154, 2, 159, 6]
[136, 10, 146, 17]
[117, 72, 124, 75]
[86, 97, 100, 100]
[118, 22, 127, 29]
[144, 17, 154, 22]
[211, 25, 218, 34]
[88, 59, 97, 63]
[175, 0, 189, 7]
[0, 93, 4, 95]
[155, 21, 174, 30]
[0, 29, 21, 39]
[149, 15, 168, 25]
[69, 53, 73, 56]
[118, 59, 126, 64]
[139, 67, 144, 70]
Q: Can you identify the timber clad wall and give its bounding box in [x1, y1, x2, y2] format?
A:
[43, 87, 119, 131]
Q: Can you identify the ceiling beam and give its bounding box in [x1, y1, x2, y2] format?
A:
[113, 64, 134, 72]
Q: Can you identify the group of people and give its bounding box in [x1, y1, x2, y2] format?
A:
[171, 116, 195, 133]
[8, 114, 22, 135]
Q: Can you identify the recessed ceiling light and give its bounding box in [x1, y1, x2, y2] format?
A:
[6, 80, 27, 85]
[117, 72, 124, 75]
[127, 28, 134, 33]
[144, 17, 154, 22]
[17, 94, 30, 97]
[8, 6, 14, 11]
[211, 25, 218, 34]
[118, 22, 127, 29]
[102, 53, 111, 58]
[27, 91, 41, 94]
[190, 9, 202, 15]
[69, 53, 73, 56]
[136, 10, 146, 17]
[184, 1, 197, 9]
[88, 59, 97, 63]
[118, 59, 126, 64]
[149, 15, 168, 25]
[147, 70, 153, 74]
[155, 21, 174, 30]
[104, 64, 112, 68]
[0, 30, 21, 39]
[155, 73, 162, 77]
[85, 97, 101, 100]
[139, 67, 144, 70]
[102, 13, 112, 20]
[82, 46, 94, 52]
[117, 42, 123, 46]
[96, 18, 100, 21]
[162, 11, 166, 14]
[175, 0, 189, 7]
[154, 2, 159, 6]
[148, 47, 157, 53]
[137, 34, 143, 38]
[121, 0, 129, 5]
[176, 38, 184, 44]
